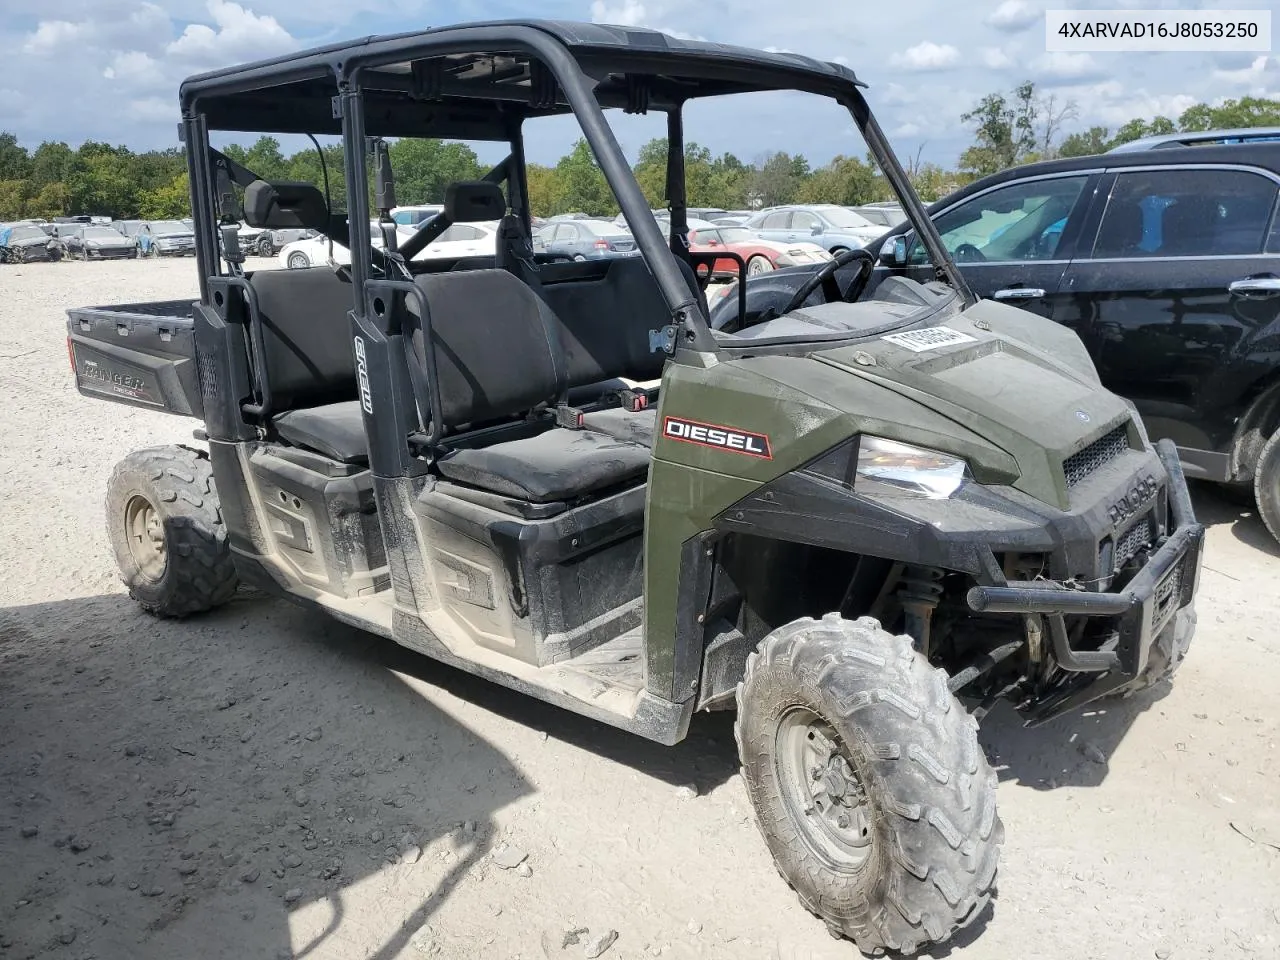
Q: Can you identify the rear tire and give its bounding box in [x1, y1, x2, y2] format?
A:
[1255, 428, 1280, 546]
[106, 445, 238, 618]
[736, 614, 1001, 956]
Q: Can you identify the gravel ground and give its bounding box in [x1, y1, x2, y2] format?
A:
[2, 257, 1279, 960]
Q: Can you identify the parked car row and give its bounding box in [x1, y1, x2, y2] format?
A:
[0, 216, 307, 264]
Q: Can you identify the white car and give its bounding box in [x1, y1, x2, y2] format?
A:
[278, 221, 498, 270]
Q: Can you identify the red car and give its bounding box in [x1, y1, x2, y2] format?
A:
[688, 226, 832, 278]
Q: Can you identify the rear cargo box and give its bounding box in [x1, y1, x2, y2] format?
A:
[66, 300, 202, 418]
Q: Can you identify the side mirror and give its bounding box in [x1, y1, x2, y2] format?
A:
[879, 235, 908, 267]
[810, 224, 823, 236]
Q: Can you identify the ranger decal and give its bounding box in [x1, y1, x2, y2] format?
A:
[662, 416, 772, 459]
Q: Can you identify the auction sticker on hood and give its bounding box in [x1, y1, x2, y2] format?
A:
[881, 326, 977, 352]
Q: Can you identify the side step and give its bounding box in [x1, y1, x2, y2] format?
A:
[393, 612, 692, 745]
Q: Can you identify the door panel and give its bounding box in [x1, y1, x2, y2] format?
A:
[1059, 166, 1280, 459]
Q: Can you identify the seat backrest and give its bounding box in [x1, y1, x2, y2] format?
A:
[410, 269, 563, 429]
[247, 267, 357, 410]
[494, 214, 543, 289]
[538, 256, 680, 387]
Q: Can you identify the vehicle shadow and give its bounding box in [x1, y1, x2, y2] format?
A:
[359, 618, 742, 795]
[1189, 481, 1279, 558]
[0, 593, 531, 960]
[978, 685, 1167, 792]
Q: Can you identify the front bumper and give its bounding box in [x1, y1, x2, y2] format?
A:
[967, 440, 1203, 715]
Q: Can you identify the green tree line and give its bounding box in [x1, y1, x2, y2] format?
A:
[2, 91, 1276, 223]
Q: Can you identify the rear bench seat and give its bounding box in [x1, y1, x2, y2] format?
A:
[408, 269, 651, 502]
[245, 267, 369, 462]
[248, 261, 662, 492]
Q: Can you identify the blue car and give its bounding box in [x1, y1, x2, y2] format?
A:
[532, 219, 637, 260]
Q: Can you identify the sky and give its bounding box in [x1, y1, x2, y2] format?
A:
[1, 0, 1278, 169]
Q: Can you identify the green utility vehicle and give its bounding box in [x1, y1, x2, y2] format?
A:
[67, 21, 1203, 954]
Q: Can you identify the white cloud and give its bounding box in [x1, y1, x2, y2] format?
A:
[1064, 81, 1199, 128]
[1211, 55, 1277, 86]
[986, 0, 1040, 32]
[890, 41, 960, 71]
[981, 47, 1013, 70]
[127, 96, 176, 122]
[166, 0, 295, 65]
[891, 122, 923, 137]
[22, 20, 86, 54]
[590, 0, 647, 27]
[103, 50, 159, 82]
[1034, 52, 1104, 81]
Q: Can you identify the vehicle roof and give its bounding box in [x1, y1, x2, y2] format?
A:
[930, 141, 1280, 213]
[1107, 127, 1280, 153]
[179, 19, 863, 139]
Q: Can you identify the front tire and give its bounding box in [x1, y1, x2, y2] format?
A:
[1255, 428, 1280, 546]
[256, 235, 274, 258]
[736, 614, 1001, 956]
[747, 255, 774, 277]
[287, 251, 310, 269]
[106, 446, 238, 618]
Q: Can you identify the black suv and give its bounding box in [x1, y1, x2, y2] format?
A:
[873, 143, 1280, 542]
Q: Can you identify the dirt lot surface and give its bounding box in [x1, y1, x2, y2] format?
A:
[2, 258, 1279, 960]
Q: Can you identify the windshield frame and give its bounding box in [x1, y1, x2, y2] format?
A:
[81, 227, 124, 240]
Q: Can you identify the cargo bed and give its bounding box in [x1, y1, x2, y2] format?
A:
[67, 300, 202, 418]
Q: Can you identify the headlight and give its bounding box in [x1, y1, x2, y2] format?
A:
[774, 253, 796, 267]
[815, 249, 834, 261]
[855, 436, 967, 499]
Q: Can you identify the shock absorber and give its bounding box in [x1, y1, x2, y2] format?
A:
[898, 565, 944, 657]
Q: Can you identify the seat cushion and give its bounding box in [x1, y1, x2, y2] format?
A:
[437, 428, 649, 503]
[273, 401, 368, 463]
[581, 407, 657, 447]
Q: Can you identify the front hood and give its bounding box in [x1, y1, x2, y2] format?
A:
[812, 301, 1133, 509]
[155, 233, 194, 240]
[9, 237, 50, 248]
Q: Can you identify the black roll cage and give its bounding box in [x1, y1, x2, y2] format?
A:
[180, 20, 973, 367]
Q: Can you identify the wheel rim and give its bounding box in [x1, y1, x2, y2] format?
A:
[774, 707, 874, 871]
[124, 495, 167, 582]
[288, 253, 308, 269]
[748, 257, 773, 276]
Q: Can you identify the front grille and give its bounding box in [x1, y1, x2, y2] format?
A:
[1064, 425, 1129, 488]
[1154, 565, 1183, 632]
[1114, 514, 1154, 568]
